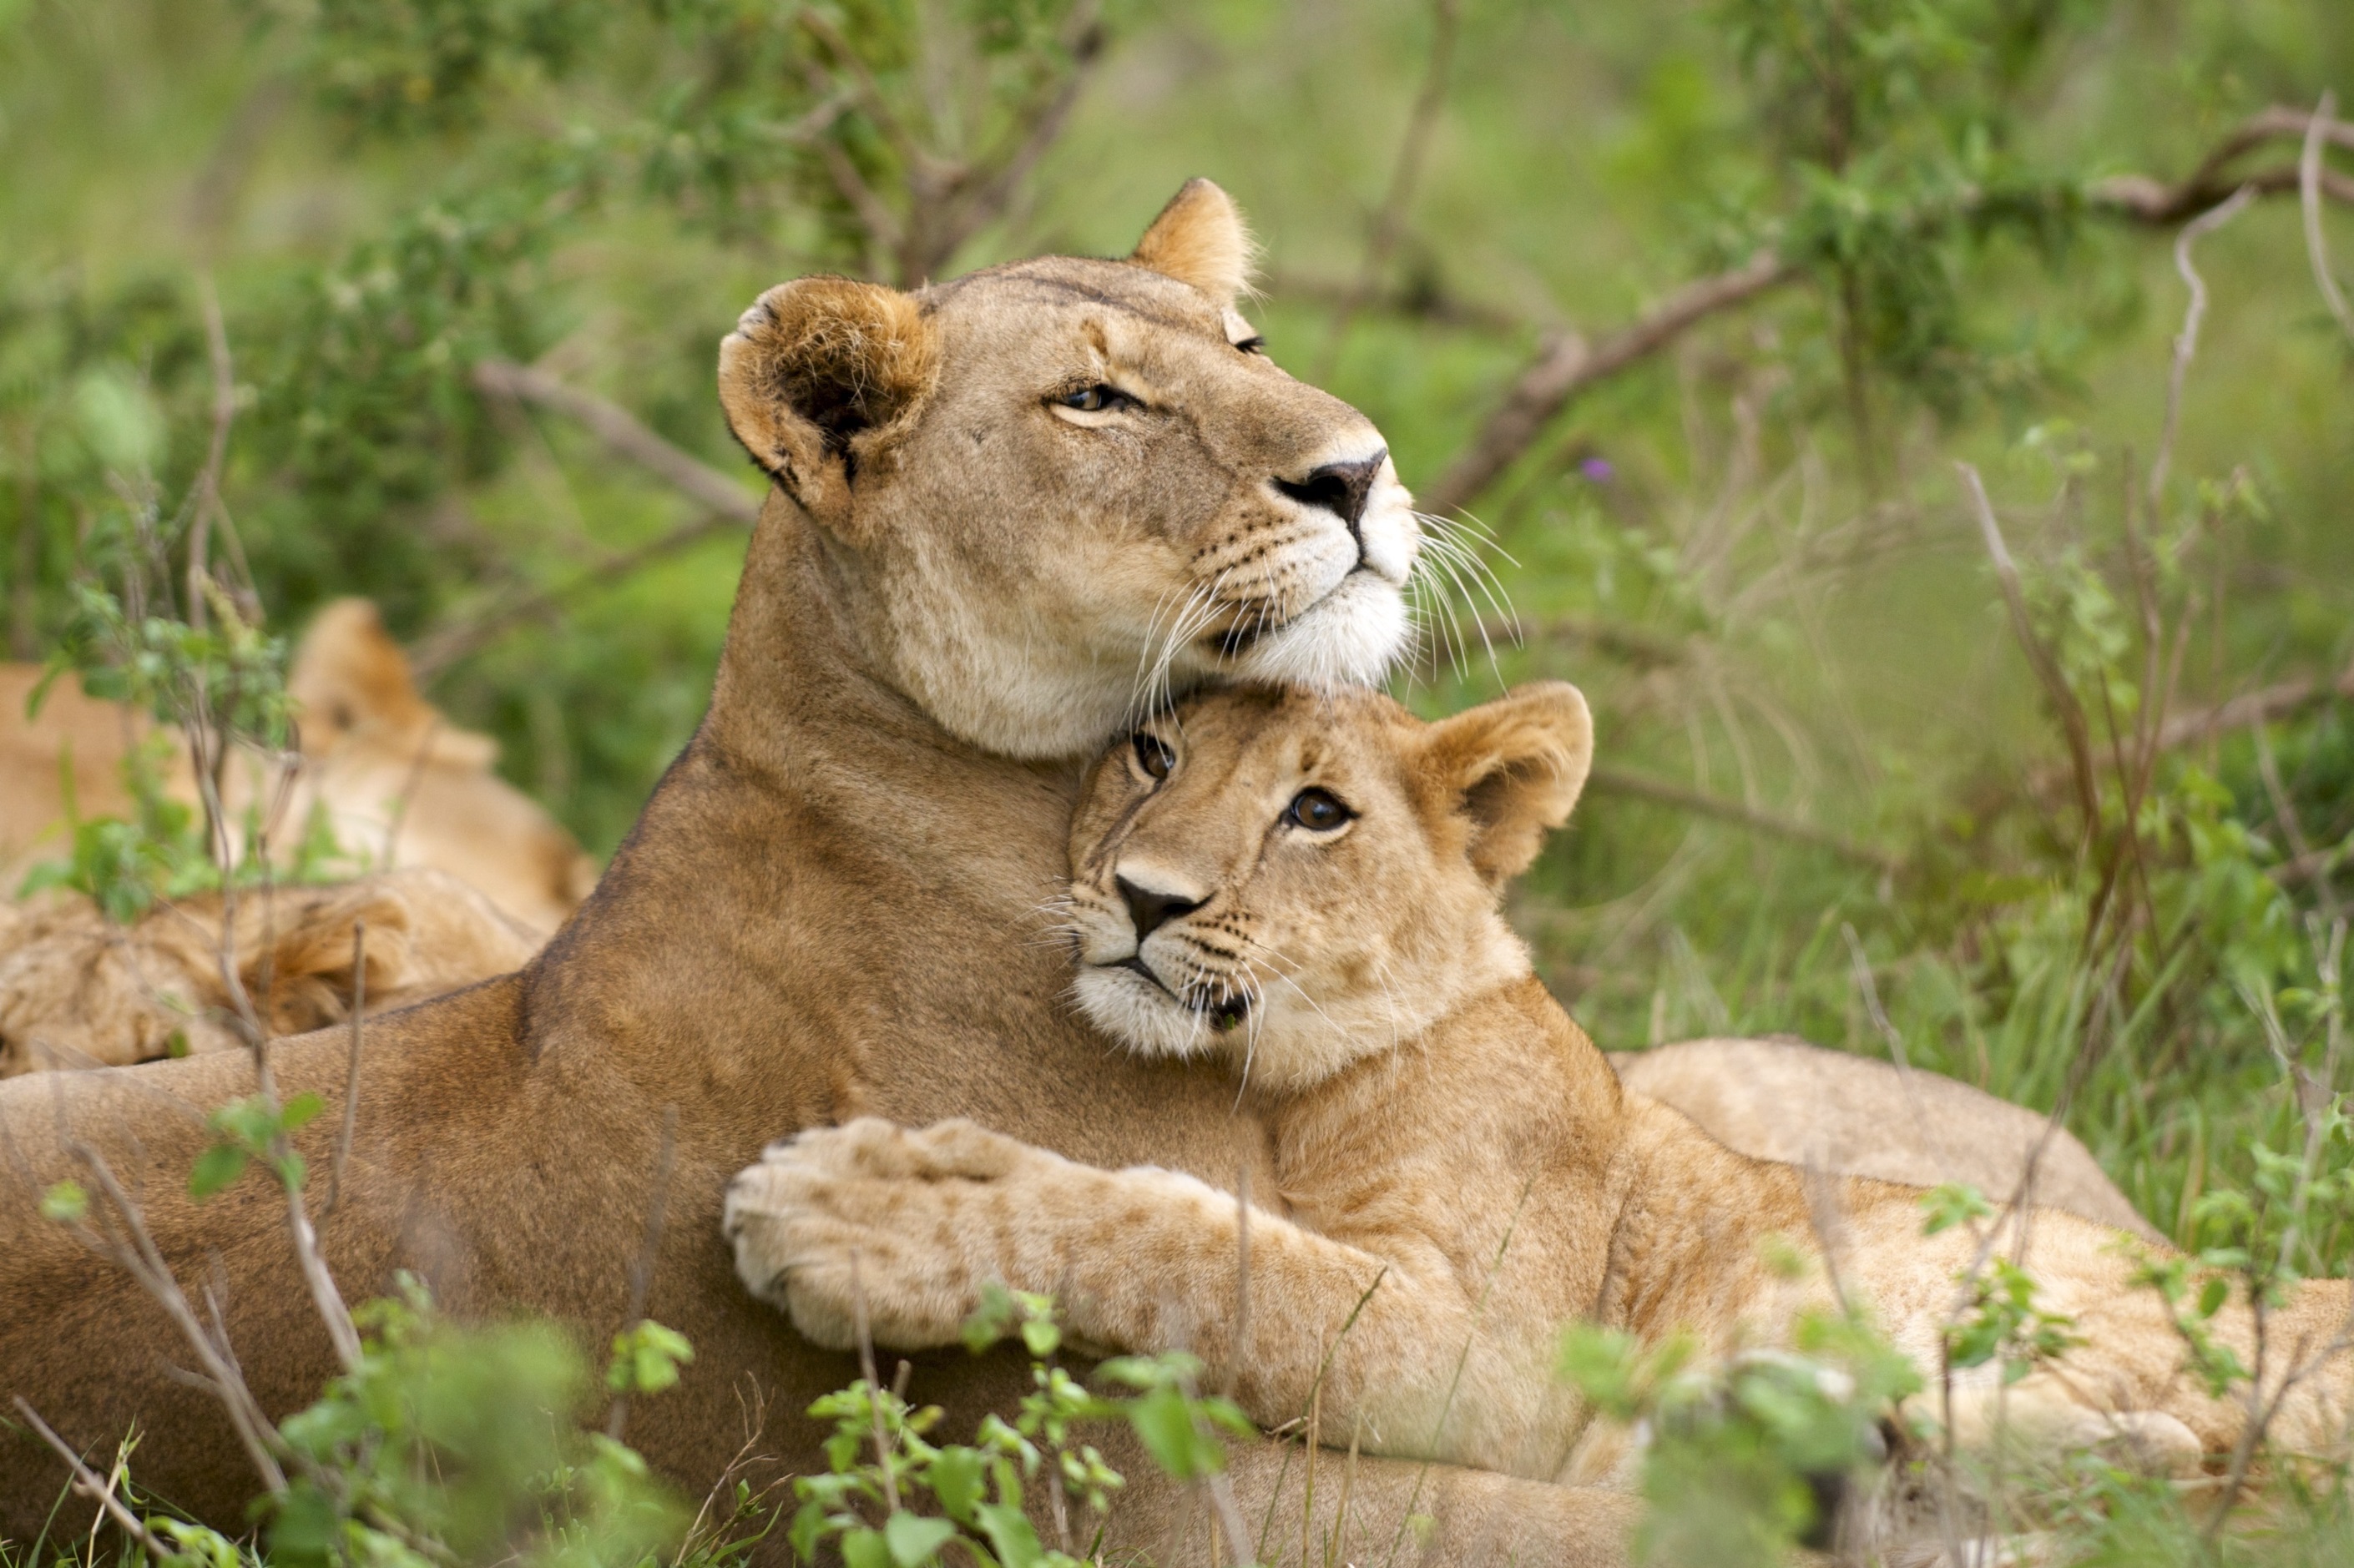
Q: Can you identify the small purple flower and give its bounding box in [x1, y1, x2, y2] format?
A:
[1579, 456, 1614, 483]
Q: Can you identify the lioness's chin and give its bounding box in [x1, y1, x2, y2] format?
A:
[1073, 966, 1218, 1059]
[1227, 570, 1412, 691]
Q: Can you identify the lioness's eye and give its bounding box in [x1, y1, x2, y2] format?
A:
[1133, 732, 1176, 780]
[1285, 788, 1351, 831]
[1053, 384, 1137, 414]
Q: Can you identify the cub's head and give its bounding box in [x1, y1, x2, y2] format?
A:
[718, 179, 1422, 759]
[1063, 682, 1593, 1091]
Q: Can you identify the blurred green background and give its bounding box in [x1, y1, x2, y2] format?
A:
[5, 0, 2351, 1246]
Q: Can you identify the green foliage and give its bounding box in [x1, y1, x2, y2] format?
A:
[1560, 1299, 1924, 1567]
[791, 1287, 1245, 1568]
[261, 1276, 685, 1568]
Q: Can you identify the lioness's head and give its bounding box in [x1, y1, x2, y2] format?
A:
[1062, 682, 1593, 1092]
[717, 179, 1422, 759]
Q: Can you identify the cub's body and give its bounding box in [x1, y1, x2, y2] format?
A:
[732, 684, 2351, 1552]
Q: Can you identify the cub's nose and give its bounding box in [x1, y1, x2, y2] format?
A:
[1276, 451, 1387, 531]
[1117, 875, 1205, 939]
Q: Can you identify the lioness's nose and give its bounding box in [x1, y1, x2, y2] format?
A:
[1117, 875, 1205, 939]
[1276, 451, 1387, 532]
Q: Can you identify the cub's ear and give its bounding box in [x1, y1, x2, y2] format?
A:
[1417, 682, 1594, 890]
[717, 277, 942, 531]
[1129, 179, 1255, 309]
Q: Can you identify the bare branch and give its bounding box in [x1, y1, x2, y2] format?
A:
[922, 7, 1105, 283]
[1957, 461, 2103, 834]
[1422, 251, 1793, 514]
[410, 510, 747, 678]
[471, 360, 760, 524]
[185, 276, 235, 636]
[321, 917, 366, 1221]
[1267, 269, 1527, 334]
[2090, 103, 2354, 224]
[1317, 0, 1464, 379]
[1474, 613, 1689, 669]
[2150, 185, 2257, 502]
[2304, 92, 2354, 345]
[605, 1105, 680, 1444]
[12, 1400, 175, 1559]
[1585, 762, 1899, 873]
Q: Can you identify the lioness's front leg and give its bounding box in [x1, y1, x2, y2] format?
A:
[725, 1117, 1508, 1455]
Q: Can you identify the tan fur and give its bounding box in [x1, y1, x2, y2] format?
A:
[1129, 178, 1257, 309]
[0, 187, 1635, 1562]
[1, 601, 598, 932]
[730, 684, 2352, 1559]
[0, 869, 541, 1075]
[1614, 1037, 2161, 1242]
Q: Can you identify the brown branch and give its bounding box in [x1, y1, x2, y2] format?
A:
[1584, 763, 1900, 873]
[420, 363, 765, 676]
[604, 1104, 680, 1444]
[184, 276, 235, 636]
[1957, 462, 2102, 833]
[1474, 613, 1689, 669]
[409, 510, 747, 679]
[2089, 103, 2354, 226]
[2150, 185, 2257, 502]
[321, 918, 365, 1222]
[472, 360, 761, 524]
[1422, 250, 1794, 514]
[1317, 0, 1464, 380]
[2304, 92, 2354, 344]
[2016, 662, 2354, 803]
[11, 1400, 174, 1559]
[1266, 269, 1526, 335]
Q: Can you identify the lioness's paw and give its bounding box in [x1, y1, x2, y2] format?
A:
[1931, 1382, 2204, 1480]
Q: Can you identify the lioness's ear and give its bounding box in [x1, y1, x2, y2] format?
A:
[717, 277, 942, 530]
[1417, 683, 1594, 890]
[1129, 179, 1255, 309]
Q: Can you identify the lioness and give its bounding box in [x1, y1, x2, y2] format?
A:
[0, 184, 1628, 1557]
[0, 869, 541, 1075]
[728, 682, 2352, 1555]
[1, 599, 597, 933]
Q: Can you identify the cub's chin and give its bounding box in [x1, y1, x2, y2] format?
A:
[1227, 569, 1412, 692]
[1072, 964, 1227, 1061]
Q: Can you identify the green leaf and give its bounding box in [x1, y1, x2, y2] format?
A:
[929, 1445, 988, 1524]
[841, 1526, 892, 1568]
[188, 1142, 250, 1199]
[972, 1502, 1048, 1568]
[1124, 1384, 1227, 1480]
[38, 1181, 88, 1223]
[1019, 1315, 1061, 1359]
[885, 1513, 957, 1568]
[280, 1092, 326, 1132]
[2196, 1274, 2230, 1319]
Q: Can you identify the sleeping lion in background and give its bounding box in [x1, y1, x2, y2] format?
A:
[729, 680, 2351, 1558]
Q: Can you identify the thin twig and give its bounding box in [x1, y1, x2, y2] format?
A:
[1956, 462, 2102, 834]
[2302, 91, 2354, 345]
[1317, 0, 1464, 381]
[184, 276, 235, 637]
[12, 1399, 175, 1559]
[847, 1252, 901, 1513]
[321, 917, 365, 1220]
[1585, 762, 1899, 872]
[2150, 185, 2257, 503]
[606, 1105, 681, 1443]
[1423, 250, 1793, 514]
[470, 361, 760, 523]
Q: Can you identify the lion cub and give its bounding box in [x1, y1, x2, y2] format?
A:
[730, 683, 2344, 1496]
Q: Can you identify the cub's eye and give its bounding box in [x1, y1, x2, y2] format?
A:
[1285, 787, 1351, 832]
[1231, 335, 1265, 355]
[1132, 732, 1176, 780]
[1053, 384, 1138, 414]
